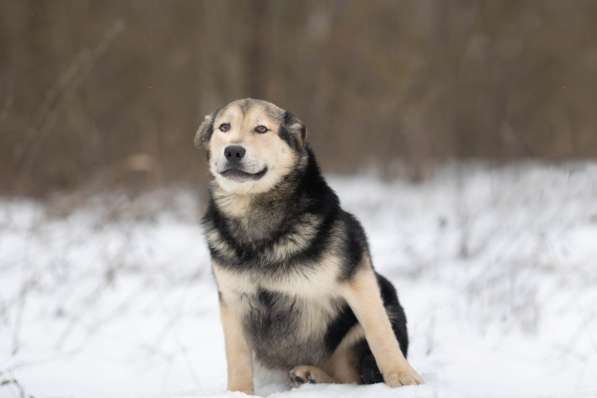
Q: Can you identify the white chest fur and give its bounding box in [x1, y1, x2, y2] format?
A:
[212, 256, 346, 369]
[212, 252, 342, 307]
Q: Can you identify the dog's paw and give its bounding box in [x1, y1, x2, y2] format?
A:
[289, 365, 336, 386]
[228, 381, 253, 395]
[289, 366, 317, 385]
[384, 366, 424, 387]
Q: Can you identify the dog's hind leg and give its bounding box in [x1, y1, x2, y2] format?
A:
[289, 366, 335, 385]
[324, 325, 364, 384]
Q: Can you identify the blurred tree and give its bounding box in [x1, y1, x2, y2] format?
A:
[1, 0, 596, 195]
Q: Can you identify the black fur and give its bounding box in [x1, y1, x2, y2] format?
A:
[203, 147, 364, 278]
[278, 111, 306, 151]
[336, 211, 368, 280]
[244, 287, 333, 368]
[278, 124, 298, 151]
[203, 142, 410, 381]
[323, 303, 358, 353]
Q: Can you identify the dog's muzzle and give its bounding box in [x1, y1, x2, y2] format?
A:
[219, 145, 267, 181]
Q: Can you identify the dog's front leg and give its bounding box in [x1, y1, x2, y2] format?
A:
[340, 265, 423, 387]
[219, 299, 253, 394]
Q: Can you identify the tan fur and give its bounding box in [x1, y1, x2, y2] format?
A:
[213, 246, 423, 389]
[264, 253, 342, 298]
[266, 213, 321, 264]
[211, 188, 253, 218]
[208, 212, 322, 265]
[213, 262, 257, 306]
[290, 365, 335, 384]
[202, 99, 422, 392]
[339, 263, 423, 386]
[326, 349, 360, 384]
[213, 253, 343, 344]
[219, 301, 253, 394]
[207, 99, 299, 196]
[324, 325, 364, 383]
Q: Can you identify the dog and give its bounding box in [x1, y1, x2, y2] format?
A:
[195, 98, 423, 394]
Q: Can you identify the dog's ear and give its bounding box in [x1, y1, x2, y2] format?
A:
[194, 113, 214, 149]
[280, 111, 307, 151]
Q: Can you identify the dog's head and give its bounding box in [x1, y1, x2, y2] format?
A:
[195, 98, 307, 195]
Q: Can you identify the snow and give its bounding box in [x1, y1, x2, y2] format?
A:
[1, 163, 597, 398]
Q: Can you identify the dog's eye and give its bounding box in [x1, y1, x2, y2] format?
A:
[254, 125, 269, 134]
[218, 123, 230, 132]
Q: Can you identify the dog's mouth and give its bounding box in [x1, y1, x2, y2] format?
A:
[220, 167, 268, 181]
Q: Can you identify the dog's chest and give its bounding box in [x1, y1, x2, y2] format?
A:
[243, 287, 338, 369]
[213, 265, 341, 369]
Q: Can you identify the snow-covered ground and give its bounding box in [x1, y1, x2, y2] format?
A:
[1, 163, 597, 398]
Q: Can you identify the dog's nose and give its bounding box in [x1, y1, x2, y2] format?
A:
[224, 145, 246, 162]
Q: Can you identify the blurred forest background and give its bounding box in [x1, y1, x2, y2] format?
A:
[1, 0, 597, 196]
